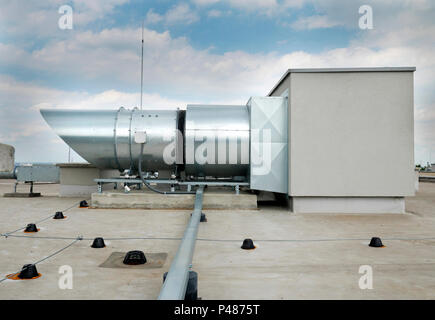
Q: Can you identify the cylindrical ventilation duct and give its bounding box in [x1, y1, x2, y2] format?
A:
[184, 105, 249, 178]
[40, 108, 178, 173]
[40, 105, 250, 179]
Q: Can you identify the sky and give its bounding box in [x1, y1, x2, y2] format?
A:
[0, 0, 434, 165]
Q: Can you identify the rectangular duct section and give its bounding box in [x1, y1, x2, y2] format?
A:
[248, 96, 288, 194]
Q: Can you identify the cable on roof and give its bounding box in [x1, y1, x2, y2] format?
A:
[2, 233, 435, 243]
[2, 234, 183, 241]
[0, 236, 82, 283]
[1, 199, 88, 238]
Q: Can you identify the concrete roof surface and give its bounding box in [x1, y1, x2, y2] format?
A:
[0, 180, 434, 299]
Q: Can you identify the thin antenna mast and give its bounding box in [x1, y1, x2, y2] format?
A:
[140, 20, 144, 110]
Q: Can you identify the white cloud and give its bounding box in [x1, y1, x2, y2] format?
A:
[281, 0, 306, 8]
[145, 9, 163, 24]
[191, 0, 305, 16]
[0, 74, 189, 114]
[0, 0, 129, 39]
[290, 15, 341, 30]
[0, 27, 281, 99]
[192, 0, 220, 5]
[225, 0, 278, 9]
[192, 0, 286, 9]
[415, 104, 435, 122]
[1, 23, 433, 100]
[145, 4, 199, 26]
[208, 9, 223, 18]
[166, 3, 199, 25]
[72, 0, 129, 25]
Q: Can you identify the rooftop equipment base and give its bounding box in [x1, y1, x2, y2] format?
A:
[3, 192, 41, 198]
[91, 190, 257, 210]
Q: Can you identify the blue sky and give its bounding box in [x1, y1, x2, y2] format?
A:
[0, 0, 434, 165]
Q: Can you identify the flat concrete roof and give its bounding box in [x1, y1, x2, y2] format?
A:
[268, 67, 417, 96]
[1, 179, 435, 299]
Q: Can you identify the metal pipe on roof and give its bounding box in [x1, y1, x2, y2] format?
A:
[158, 185, 204, 300]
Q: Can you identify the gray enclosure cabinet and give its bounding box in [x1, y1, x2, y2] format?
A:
[269, 67, 415, 213]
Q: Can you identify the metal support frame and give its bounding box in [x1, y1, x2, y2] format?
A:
[11, 181, 36, 194]
[158, 186, 204, 300]
[94, 178, 248, 194]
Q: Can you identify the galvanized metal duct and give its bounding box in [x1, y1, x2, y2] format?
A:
[40, 106, 251, 179]
[40, 108, 178, 172]
[184, 105, 250, 177]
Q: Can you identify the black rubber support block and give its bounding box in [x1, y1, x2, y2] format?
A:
[79, 200, 89, 208]
[53, 211, 65, 219]
[24, 223, 38, 232]
[91, 237, 106, 248]
[200, 213, 207, 222]
[163, 271, 198, 301]
[123, 250, 147, 265]
[18, 264, 39, 279]
[241, 238, 255, 250]
[369, 237, 384, 248]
